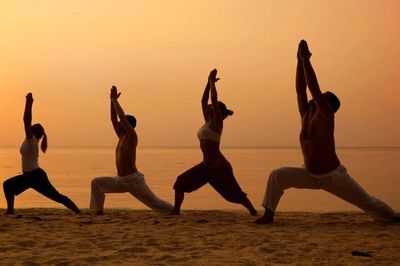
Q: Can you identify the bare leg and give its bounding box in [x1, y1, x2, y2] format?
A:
[170, 190, 184, 215]
[254, 208, 274, 224]
[5, 195, 15, 215]
[241, 197, 258, 216]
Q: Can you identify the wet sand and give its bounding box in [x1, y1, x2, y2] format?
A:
[1, 209, 399, 265]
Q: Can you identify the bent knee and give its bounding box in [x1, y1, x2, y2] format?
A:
[173, 174, 186, 191]
[267, 167, 293, 190]
[3, 179, 15, 196]
[91, 177, 101, 188]
[173, 174, 194, 193]
[268, 168, 286, 181]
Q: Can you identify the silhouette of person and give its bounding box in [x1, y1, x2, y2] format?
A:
[90, 86, 173, 215]
[171, 69, 258, 215]
[255, 40, 399, 224]
[3, 93, 81, 215]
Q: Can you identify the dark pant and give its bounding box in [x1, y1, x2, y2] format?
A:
[3, 168, 71, 205]
[173, 161, 248, 204]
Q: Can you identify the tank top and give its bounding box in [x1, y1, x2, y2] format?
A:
[20, 137, 40, 172]
[197, 124, 221, 143]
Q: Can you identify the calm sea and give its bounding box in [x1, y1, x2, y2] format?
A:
[0, 147, 399, 212]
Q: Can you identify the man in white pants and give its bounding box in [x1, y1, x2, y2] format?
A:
[90, 86, 173, 215]
[255, 40, 399, 224]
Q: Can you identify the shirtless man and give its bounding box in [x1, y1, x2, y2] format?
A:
[90, 86, 173, 215]
[255, 40, 399, 224]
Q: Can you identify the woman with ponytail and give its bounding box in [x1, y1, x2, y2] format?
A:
[171, 69, 258, 215]
[3, 93, 80, 214]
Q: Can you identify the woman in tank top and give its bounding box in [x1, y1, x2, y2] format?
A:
[3, 93, 80, 215]
[171, 69, 258, 215]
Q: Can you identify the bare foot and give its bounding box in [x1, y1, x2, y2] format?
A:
[250, 209, 258, 216]
[169, 210, 180, 215]
[95, 211, 104, 215]
[393, 214, 400, 223]
[4, 210, 15, 215]
[254, 215, 274, 224]
[254, 209, 274, 224]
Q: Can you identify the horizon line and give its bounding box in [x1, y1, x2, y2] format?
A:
[1, 145, 400, 149]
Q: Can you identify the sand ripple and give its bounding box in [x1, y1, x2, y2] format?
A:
[0, 209, 399, 265]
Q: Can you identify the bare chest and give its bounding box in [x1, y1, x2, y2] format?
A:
[302, 111, 334, 140]
[116, 136, 136, 157]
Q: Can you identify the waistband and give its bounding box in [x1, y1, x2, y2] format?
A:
[116, 171, 144, 180]
[23, 168, 45, 175]
[309, 165, 346, 178]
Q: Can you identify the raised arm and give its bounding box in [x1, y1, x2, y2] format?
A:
[201, 80, 210, 120]
[110, 98, 121, 137]
[299, 40, 334, 117]
[208, 69, 223, 130]
[296, 46, 309, 118]
[110, 86, 135, 135]
[23, 93, 34, 139]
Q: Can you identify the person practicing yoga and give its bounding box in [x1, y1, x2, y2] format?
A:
[90, 86, 173, 215]
[3, 93, 81, 215]
[171, 69, 258, 215]
[255, 40, 399, 224]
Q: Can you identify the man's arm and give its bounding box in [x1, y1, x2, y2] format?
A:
[296, 53, 309, 117]
[24, 93, 34, 139]
[299, 40, 334, 117]
[110, 86, 136, 135]
[110, 100, 121, 137]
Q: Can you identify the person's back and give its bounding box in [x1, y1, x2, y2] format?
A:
[89, 86, 173, 215]
[3, 93, 80, 215]
[255, 40, 398, 224]
[299, 95, 340, 174]
[115, 124, 137, 177]
[171, 69, 257, 216]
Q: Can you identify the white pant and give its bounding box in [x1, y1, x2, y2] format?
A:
[262, 165, 396, 222]
[90, 171, 173, 213]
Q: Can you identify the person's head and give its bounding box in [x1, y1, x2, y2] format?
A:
[324, 91, 340, 113]
[32, 123, 47, 153]
[218, 101, 234, 119]
[118, 115, 137, 132]
[205, 101, 234, 121]
[125, 115, 137, 128]
[308, 91, 340, 113]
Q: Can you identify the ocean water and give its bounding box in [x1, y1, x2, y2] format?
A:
[0, 147, 399, 212]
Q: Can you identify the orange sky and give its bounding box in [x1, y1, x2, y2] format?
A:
[0, 1, 399, 147]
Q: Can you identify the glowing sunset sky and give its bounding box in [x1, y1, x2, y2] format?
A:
[0, 1, 399, 147]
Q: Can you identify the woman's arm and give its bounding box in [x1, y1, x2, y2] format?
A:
[209, 69, 223, 130]
[201, 80, 210, 120]
[23, 93, 34, 139]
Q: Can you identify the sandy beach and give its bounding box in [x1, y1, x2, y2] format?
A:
[0, 209, 399, 265]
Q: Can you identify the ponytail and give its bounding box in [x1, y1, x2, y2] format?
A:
[41, 133, 48, 153]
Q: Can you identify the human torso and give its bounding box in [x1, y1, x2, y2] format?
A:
[20, 137, 40, 173]
[115, 133, 138, 176]
[300, 110, 341, 174]
[197, 123, 226, 164]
